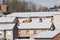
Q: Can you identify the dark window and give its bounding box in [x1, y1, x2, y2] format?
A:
[33, 30, 37, 34]
[39, 18, 42, 22]
[23, 19, 32, 23]
[26, 30, 29, 34]
[18, 37, 30, 39]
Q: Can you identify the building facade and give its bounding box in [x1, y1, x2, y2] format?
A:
[18, 22, 55, 38]
[0, 24, 18, 40]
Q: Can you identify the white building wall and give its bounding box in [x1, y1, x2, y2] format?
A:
[0, 31, 4, 40]
[6, 31, 13, 40]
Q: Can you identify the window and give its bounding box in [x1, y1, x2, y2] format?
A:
[26, 30, 29, 34]
[33, 30, 37, 34]
[51, 17, 53, 22]
[23, 19, 32, 23]
[7, 31, 11, 35]
[39, 18, 42, 22]
[26, 30, 33, 34]
[0, 31, 2, 35]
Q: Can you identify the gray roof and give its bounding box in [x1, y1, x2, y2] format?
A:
[0, 17, 16, 23]
[0, 24, 15, 30]
[18, 22, 52, 29]
[35, 30, 60, 38]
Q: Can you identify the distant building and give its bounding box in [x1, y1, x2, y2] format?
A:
[34, 31, 60, 40]
[0, 0, 8, 13]
[0, 24, 18, 40]
[1, 5, 8, 12]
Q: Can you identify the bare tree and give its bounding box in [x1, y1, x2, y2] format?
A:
[8, 0, 28, 12]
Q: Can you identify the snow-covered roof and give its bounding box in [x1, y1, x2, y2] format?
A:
[18, 22, 52, 29]
[18, 18, 30, 23]
[31, 18, 40, 23]
[42, 18, 52, 23]
[15, 39, 34, 40]
[35, 30, 60, 38]
[19, 18, 40, 23]
[7, 12, 58, 17]
[19, 18, 52, 23]
[0, 24, 15, 30]
[0, 17, 16, 23]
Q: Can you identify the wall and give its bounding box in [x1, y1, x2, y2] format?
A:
[53, 34, 60, 40]
[0, 31, 4, 40]
[6, 31, 13, 40]
[1, 5, 7, 12]
[53, 14, 60, 30]
[18, 30, 50, 38]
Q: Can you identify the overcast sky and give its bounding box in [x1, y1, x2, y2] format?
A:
[25, 0, 60, 8]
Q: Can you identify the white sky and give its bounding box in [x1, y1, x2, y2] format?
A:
[25, 0, 60, 8]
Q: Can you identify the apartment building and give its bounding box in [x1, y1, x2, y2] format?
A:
[18, 22, 55, 38]
[5, 12, 55, 39]
[0, 24, 18, 40]
[34, 31, 60, 40]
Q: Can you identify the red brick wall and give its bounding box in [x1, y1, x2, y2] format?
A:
[1, 5, 7, 12]
[53, 34, 60, 40]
